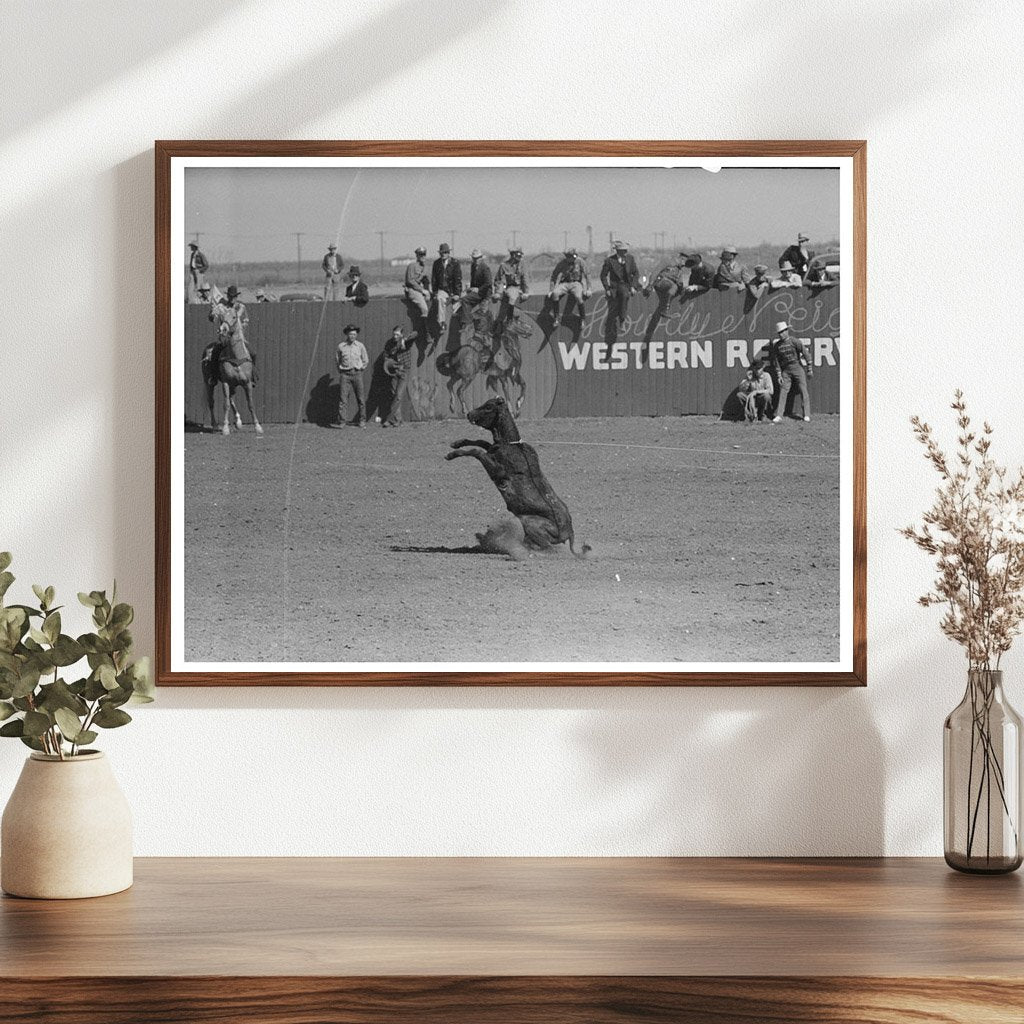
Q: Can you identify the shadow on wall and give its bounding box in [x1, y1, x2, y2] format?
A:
[572, 688, 885, 855]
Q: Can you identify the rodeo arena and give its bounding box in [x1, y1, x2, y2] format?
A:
[183, 229, 842, 667]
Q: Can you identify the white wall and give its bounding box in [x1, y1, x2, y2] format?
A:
[1, 0, 1021, 856]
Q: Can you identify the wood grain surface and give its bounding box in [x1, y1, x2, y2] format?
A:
[155, 139, 867, 687]
[3, 858, 1021, 1023]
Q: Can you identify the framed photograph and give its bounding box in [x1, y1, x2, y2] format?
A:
[155, 141, 865, 686]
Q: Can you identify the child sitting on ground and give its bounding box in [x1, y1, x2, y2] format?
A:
[737, 358, 774, 422]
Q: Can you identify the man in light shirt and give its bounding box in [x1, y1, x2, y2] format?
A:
[322, 243, 344, 300]
[404, 246, 431, 318]
[334, 324, 370, 428]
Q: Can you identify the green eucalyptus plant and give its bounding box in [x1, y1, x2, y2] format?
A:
[0, 552, 153, 759]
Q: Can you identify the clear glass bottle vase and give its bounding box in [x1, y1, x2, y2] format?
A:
[944, 669, 1023, 873]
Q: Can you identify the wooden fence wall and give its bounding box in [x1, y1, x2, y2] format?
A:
[184, 287, 840, 425]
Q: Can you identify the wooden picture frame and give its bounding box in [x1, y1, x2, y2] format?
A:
[156, 140, 866, 686]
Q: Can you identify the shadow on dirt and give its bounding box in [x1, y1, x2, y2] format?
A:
[389, 544, 488, 554]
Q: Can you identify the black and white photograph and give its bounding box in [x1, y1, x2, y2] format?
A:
[160, 146, 862, 683]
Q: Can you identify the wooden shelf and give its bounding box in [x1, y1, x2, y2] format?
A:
[2, 857, 1022, 1022]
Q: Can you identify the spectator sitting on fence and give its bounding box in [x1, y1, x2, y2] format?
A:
[713, 246, 749, 290]
[683, 252, 714, 293]
[771, 261, 803, 289]
[431, 243, 462, 329]
[254, 287, 278, 302]
[460, 248, 493, 325]
[546, 247, 591, 326]
[404, 247, 431, 319]
[737, 358, 774, 422]
[779, 233, 812, 277]
[644, 252, 688, 313]
[344, 266, 369, 307]
[805, 259, 836, 288]
[746, 263, 771, 299]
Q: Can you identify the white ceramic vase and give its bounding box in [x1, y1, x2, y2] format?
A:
[1, 751, 133, 899]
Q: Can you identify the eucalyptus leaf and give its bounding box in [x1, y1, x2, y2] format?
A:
[110, 603, 133, 629]
[11, 666, 42, 699]
[93, 705, 132, 729]
[98, 663, 118, 691]
[19, 734, 45, 752]
[0, 701, 15, 721]
[77, 592, 100, 608]
[53, 706, 85, 741]
[74, 730, 98, 746]
[37, 679, 88, 717]
[44, 586, 55, 608]
[0, 572, 14, 601]
[31, 584, 46, 606]
[42, 611, 60, 643]
[22, 710, 51, 738]
[0, 552, 11, 573]
[129, 657, 154, 697]
[0, 719, 24, 737]
[28, 627, 49, 647]
[50, 635, 85, 667]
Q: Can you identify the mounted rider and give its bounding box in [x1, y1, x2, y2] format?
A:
[205, 285, 258, 383]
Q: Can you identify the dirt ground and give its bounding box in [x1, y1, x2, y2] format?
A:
[183, 416, 841, 665]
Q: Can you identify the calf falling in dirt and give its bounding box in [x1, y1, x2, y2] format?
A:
[445, 396, 590, 557]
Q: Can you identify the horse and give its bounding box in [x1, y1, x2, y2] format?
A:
[210, 313, 262, 436]
[201, 343, 241, 432]
[445, 396, 589, 556]
[436, 307, 527, 417]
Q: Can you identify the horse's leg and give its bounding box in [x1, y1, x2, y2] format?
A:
[241, 380, 263, 435]
[221, 381, 232, 435]
[232, 397, 242, 429]
[513, 366, 526, 417]
[447, 376, 458, 414]
[450, 438, 494, 451]
[205, 381, 217, 431]
[456, 377, 473, 416]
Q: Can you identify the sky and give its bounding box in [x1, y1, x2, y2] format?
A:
[185, 166, 839, 263]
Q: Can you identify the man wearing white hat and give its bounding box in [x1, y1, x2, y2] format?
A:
[322, 243, 344, 300]
[771, 261, 802, 289]
[600, 240, 640, 334]
[767, 321, 812, 423]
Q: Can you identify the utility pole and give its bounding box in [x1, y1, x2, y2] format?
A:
[608, 231, 614, 250]
[586, 225, 593, 256]
[294, 232, 304, 285]
[511, 229, 519, 249]
[449, 229, 456, 252]
[377, 230, 385, 274]
[192, 232, 202, 246]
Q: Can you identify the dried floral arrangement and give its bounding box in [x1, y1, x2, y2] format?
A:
[902, 391, 1024, 669]
[903, 391, 1023, 868]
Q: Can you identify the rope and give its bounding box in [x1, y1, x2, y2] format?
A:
[535, 440, 839, 461]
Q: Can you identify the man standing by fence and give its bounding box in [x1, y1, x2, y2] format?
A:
[322, 243, 344, 300]
[187, 242, 209, 303]
[334, 324, 369, 428]
[600, 240, 640, 334]
[768, 320, 812, 422]
[382, 326, 415, 427]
